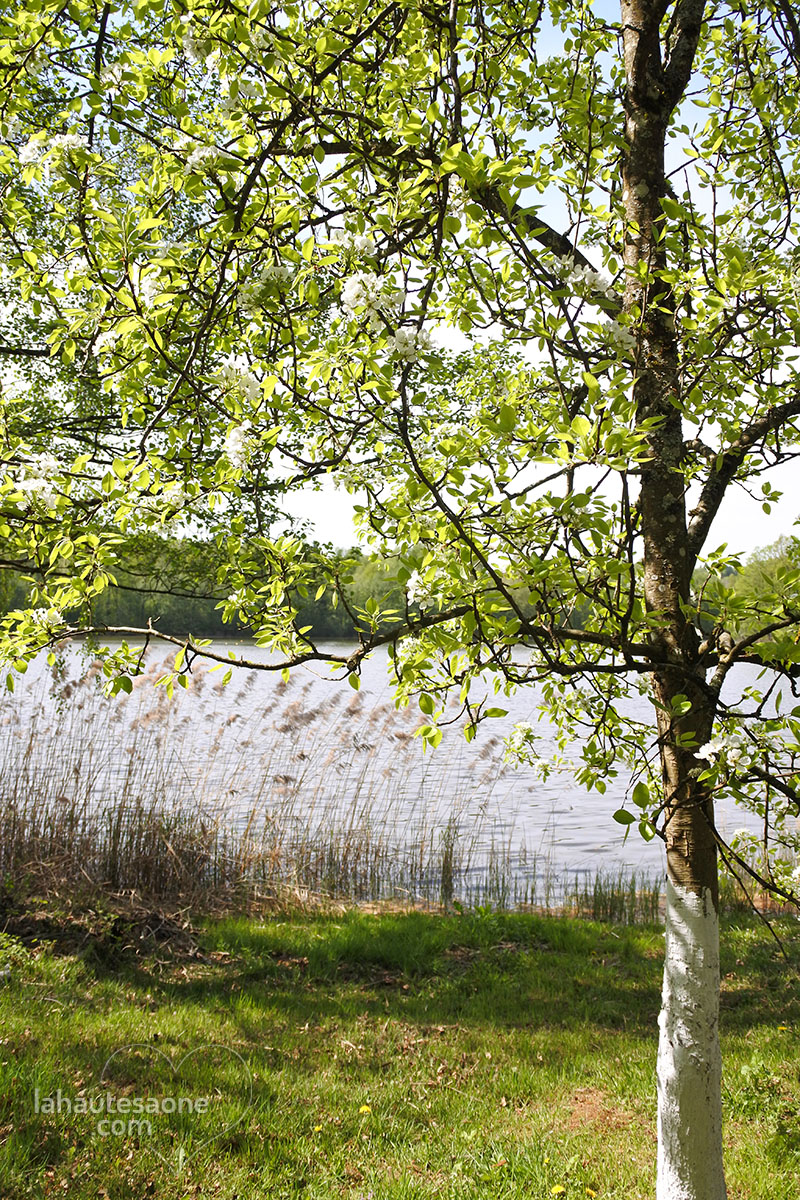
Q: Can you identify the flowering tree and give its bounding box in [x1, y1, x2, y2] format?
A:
[3, 0, 800, 1195]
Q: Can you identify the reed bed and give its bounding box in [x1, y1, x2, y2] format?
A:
[0, 642, 698, 922]
[0, 647, 545, 912]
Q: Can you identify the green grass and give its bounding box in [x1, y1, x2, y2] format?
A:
[0, 907, 798, 1199]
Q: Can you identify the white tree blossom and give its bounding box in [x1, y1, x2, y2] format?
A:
[135, 270, 162, 309]
[405, 569, 425, 603]
[696, 733, 750, 766]
[10, 453, 61, 511]
[92, 327, 120, 357]
[557, 257, 615, 300]
[185, 145, 225, 174]
[341, 271, 402, 330]
[29, 607, 63, 631]
[223, 421, 255, 470]
[605, 319, 638, 352]
[239, 262, 294, 315]
[386, 326, 433, 363]
[332, 229, 376, 258]
[217, 357, 261, 404]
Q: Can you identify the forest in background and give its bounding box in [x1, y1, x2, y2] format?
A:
[0, 533, 792, 642]
[0, 534, 404, 639]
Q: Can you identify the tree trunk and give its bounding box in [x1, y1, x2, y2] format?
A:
[620, 2, 726, 1195]
[657, 878, 724, 1199]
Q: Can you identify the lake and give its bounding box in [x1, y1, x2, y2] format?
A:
[0, 640, 768, 902]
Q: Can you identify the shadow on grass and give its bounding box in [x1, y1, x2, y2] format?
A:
[8, 909, 800, 1085]
[3, 907, 799, 1200]
[71, 909, 667, 1037]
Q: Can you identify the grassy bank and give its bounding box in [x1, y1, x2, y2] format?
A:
[1, 905, 798, 1199]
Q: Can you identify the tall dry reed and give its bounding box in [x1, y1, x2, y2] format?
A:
[0, 645, 555, 911]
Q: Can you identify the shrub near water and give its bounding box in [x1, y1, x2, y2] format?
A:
[0, 646, 785, 919]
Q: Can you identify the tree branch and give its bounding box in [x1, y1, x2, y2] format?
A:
[662, 0, 707, 110]
[0, 344, 51, 358]
[687, 391, 800, 564]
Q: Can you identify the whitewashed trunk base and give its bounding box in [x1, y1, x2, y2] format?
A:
[656, 879, 726, 1200]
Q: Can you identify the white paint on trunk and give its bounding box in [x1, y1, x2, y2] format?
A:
[657, 879, 726, 1200]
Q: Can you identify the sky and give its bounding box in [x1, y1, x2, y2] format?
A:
[282, 461, 799, 560]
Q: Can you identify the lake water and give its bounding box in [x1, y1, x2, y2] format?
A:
[0, 641, 769, 901]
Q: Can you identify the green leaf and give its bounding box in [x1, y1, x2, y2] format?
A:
[612, 808, 636, 825]
[497, 404, 516, 433]
[632, 781, 651, 808]
[638, 819, 656, 842]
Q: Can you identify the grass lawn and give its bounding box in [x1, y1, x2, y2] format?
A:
[0, 904, 798, 1199]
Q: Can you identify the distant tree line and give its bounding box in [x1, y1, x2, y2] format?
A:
[2, 533, 790, 644]
[0, 534, 407, 641]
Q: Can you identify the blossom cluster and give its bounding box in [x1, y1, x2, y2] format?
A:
[341, 271, 403, 331]
[223, 421, 255, 470]
[220, 80, 262, 112]
[405, 569, 425, 603]
[239, 262, 294, 316]
[20, 46, 49, 77]
[506, 721, 535, 756]
[93, 327, 120, 358]
[134, 486, 187, 529]
[11, 452, 61, 511]
[217, 357, 261, 405]
[179, 19, 216, 64]
[331, 229, 376, 258]
[604, 319, 637, 352]
[260, 261, 293, 286]
[226, 588, 248, 611]
[696, 732, 749, 767]
[18, 132, 88, 164]
[504, 722, 546, 769]
[99, 63, 125, 94]
[29, 607, 63, 632]
[557, 257, 615, 301]
[185, 145, 227, 175]
[386, 326, 433, 363]
[447, 177, 468, 216]
[135, 270, 163, 309]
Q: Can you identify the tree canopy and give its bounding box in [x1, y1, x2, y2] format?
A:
[1, 0, 799, 879]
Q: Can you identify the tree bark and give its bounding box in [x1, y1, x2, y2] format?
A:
[657, 879, 724, 1199]
[620, 2, 726, 1196]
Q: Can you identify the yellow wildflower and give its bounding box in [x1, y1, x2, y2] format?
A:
[359, 1104, 372, 1114]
